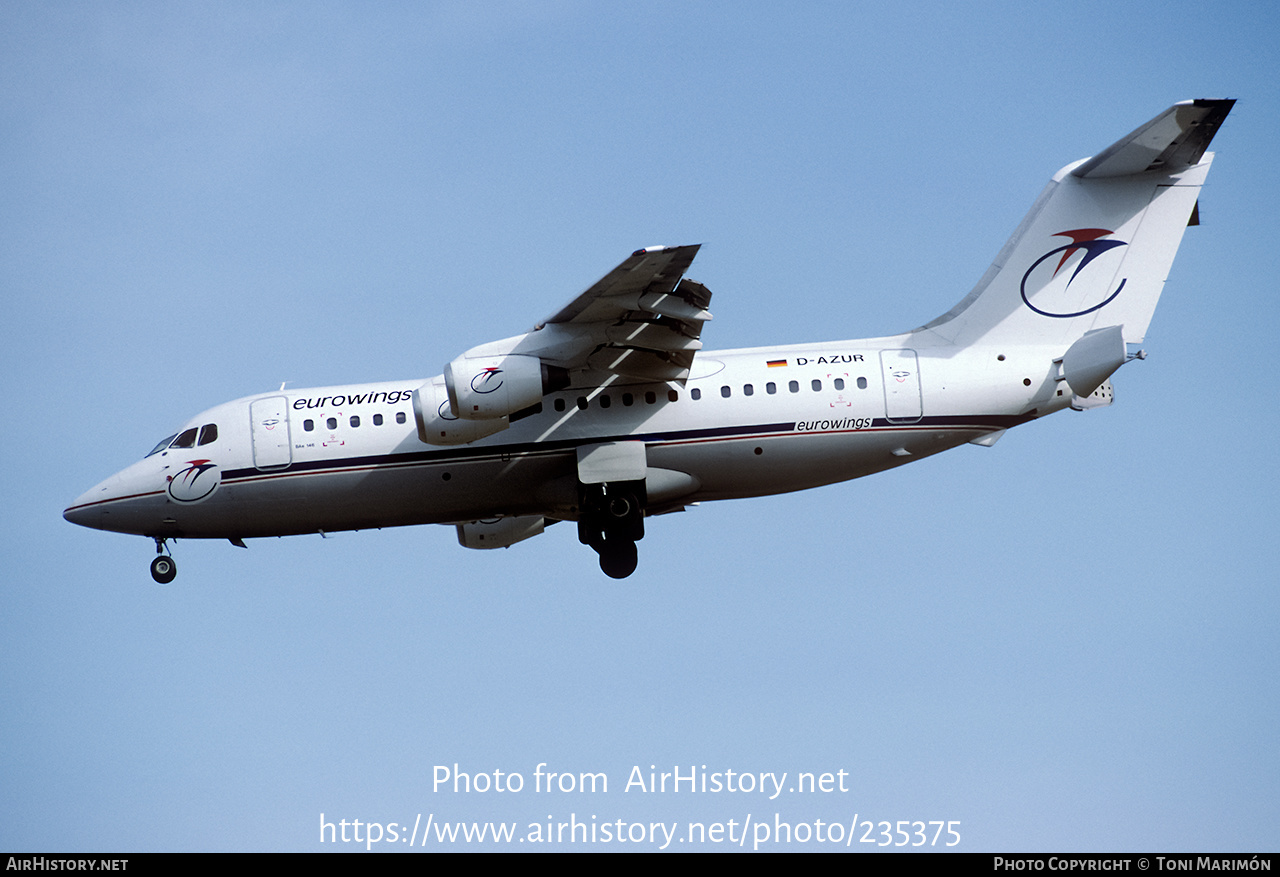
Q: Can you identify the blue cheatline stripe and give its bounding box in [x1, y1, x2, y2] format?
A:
[221, 412, 1034, 483]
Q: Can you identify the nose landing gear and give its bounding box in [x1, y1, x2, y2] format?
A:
[149, 538, 177, 584]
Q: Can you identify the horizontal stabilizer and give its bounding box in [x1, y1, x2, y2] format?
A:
[1073, 99, 1234, 178]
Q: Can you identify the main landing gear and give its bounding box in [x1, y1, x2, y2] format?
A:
[578, 481, 645, 579]
[149, 537, 177, 584]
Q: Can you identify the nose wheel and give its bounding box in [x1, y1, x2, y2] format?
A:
[150, 538, 177, 584]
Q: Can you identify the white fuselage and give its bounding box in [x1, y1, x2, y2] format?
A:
[62, 100, 1233, 580]
[63, 333, 1071, 542]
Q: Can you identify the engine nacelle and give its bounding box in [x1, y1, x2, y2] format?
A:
[445, 353, 545, 421]
[456, 516, 546, 549]
[413, 379, 509, 445]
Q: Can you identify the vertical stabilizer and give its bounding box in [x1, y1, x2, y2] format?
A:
[916, 100, 1233, 349]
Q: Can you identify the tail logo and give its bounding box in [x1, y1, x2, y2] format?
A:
[1020, 228, 1128, 318]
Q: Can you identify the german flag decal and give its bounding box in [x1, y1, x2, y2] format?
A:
[766, 359, 788, 368]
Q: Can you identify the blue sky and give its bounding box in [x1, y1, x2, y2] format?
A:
[4, 1, 1278, 852]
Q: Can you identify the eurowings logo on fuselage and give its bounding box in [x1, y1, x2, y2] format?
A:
[1020, 228, 1128, 318]
[167, 459, 220, 503]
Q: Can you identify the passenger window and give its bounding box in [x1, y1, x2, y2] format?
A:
[198, 424, 218, 446]
[811, 379, 822, 391]
[554, 398, 566, 412]
[373, 413, 384, 426]
[789, 381, 799, 393]
[744, 384, 753, 396]
[720, 385, 731, 398]
[600, 395, 611, 409]
[171, 427, 198, 449]
[645, 391, 657, 404]
[396, 412, 406, 424]
[668, 390, 678, 402]
[691, 388, 701, 400]
[326, 417, 337, 430]
[766, 382, 776, 394]
[350, 416, 360, 428]
[834, 378, 844, 391]
[857, 376, 868, 389]
[577, 397, 589, 411]
[622, 393, 634, 406]
[303, 420, 314, 432]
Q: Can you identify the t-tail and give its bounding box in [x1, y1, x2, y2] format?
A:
[915, 100, 1233, 365]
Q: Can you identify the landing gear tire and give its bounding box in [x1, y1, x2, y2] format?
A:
[579, 479, 646, 578]
[598, 539, 638, 579]
[150, 555, 177, 584]
[605, 493, 644, 541]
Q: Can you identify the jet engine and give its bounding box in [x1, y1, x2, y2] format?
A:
[445, 354, 540, 420]
[456, 516, 547, 549]
[413, 379, 510, 445]
[444, 353, 569, 420]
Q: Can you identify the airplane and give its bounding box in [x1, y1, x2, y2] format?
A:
[64, 99, 1234, 582]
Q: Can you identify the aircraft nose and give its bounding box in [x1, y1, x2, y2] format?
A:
[62, 501, 99, 529]
[63, 473, 124, 531]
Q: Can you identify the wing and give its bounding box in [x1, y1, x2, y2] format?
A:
[433, 245, 712, 439]
[511, 244, 714, 384]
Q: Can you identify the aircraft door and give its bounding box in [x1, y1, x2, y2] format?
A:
[250, 396, 293, 470]
[880, 349, 923, 423]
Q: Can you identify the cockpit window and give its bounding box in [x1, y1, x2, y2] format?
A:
[144, 422, 216, 458]
[147, 434, 178, 457]
[170, 427, 199, 449]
